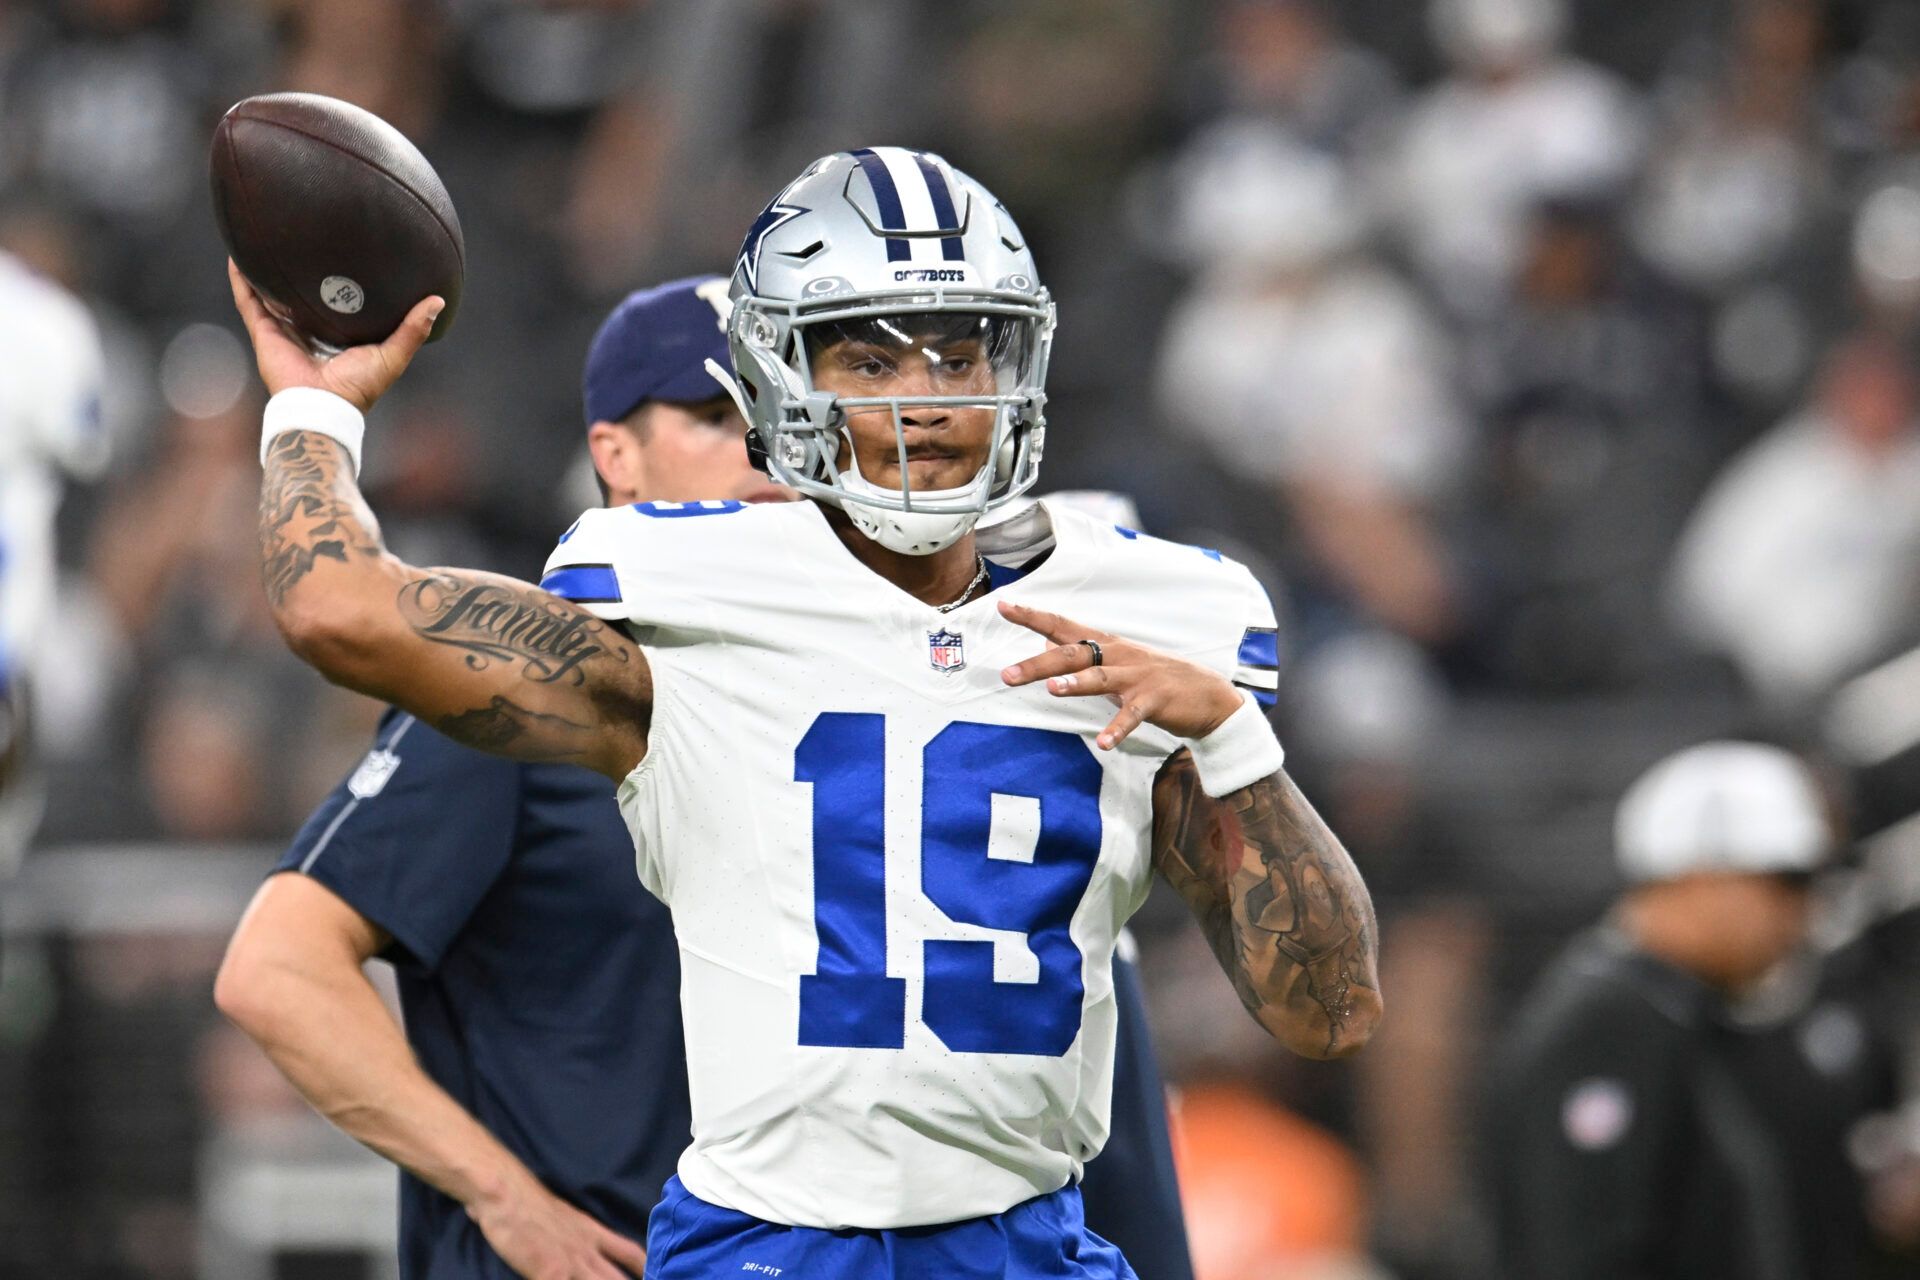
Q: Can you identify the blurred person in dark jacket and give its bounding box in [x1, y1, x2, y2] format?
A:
[1485, 741, 1894, 1280]
[1462, 195, 1713, 693]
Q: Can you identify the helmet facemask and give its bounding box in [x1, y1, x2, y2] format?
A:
[728, 292, 1054, 555]
[718, 149, 1058, 555]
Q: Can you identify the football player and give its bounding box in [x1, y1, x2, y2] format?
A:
[218, 275, 1197, 1280]
[0, 250, 107, 877]
[227, 148, 1380, 1278]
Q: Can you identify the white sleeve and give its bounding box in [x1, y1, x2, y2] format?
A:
[20, 278, 108, 480]
[539, 505, 641, 622]
[1229, 567, 1281, 708]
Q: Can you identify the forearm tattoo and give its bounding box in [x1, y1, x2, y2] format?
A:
[399, 575, 613, 685]
[257, 430, 650, 765]
[434, 695, 598, 759]
[397, 571, 648, 756]
[258, 432, 380, 607]
[1152, 753, 1380, 1057]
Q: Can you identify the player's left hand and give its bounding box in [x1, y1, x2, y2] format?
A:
[999, 600, 1245, 750]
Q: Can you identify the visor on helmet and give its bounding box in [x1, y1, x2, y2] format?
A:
[801, 311, 1034, 399]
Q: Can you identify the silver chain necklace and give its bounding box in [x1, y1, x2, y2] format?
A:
[935, 555, 990, 613]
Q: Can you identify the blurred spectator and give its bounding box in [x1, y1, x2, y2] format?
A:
[1668, 329, 1920, 712]
[1461, 196, 1714, 691]
[86, 399, 270, 654]
[1632, 0, 1831, 298]
[1383, 0, 1644, 315]
[1484, 741, 1890, 1280]
[550, 0, 932, 297]
[455, 0, 650, 118]
[138, 667, 273, 843]
[1, 0, 268, 314]
[278, 0, 444, 140]
[1158, 127, 1469, 645]
[1196, 0, 1403, 158]
[1852, 165, 1920, 332]
[949, 0, 1172, 258]
[5, 0, 205, 228]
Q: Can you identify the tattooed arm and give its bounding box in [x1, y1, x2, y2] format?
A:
[235, 264, 649, 779]
[1151, 754, 1382, 1059]
[260, 431, 649, 777]
[996, 602, 1382, 1059]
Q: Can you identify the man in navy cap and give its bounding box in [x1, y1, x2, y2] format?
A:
[214, 276, 1196, 1280]
[577, 277, 789, 510]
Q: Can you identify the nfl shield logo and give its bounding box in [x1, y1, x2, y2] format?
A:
[928, 628, 966, 674]
[347, 748, 401, 799]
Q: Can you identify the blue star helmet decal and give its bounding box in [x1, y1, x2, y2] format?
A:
[737, 196, 809, 293]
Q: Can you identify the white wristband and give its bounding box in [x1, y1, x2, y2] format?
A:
[261, 387, 366, 476]
[1188, 692, 1286, 798]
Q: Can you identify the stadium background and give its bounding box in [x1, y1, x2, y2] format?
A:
[6, 0, 1920, 1275]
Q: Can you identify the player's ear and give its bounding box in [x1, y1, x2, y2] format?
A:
[587, 418, 646, 504]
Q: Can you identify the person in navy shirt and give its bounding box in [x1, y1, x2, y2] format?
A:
[216, 276, 1194, 1280]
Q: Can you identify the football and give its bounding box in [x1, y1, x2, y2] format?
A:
[210, 92, 463, 350]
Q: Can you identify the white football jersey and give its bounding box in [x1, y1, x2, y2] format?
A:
[542, 498, 1278, 1229]
[0, 252, 106, 679]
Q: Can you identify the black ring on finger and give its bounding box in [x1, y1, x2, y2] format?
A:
[1081, 639, 1103, 668]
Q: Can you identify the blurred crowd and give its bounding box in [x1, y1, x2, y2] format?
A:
[8, 0, 1920, 1277]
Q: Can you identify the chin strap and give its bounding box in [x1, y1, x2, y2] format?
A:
[704, 356, 765, 469]
[707, 355, 842, 480]
[837, 444, 990, 556]
[843, 502, 981, 556]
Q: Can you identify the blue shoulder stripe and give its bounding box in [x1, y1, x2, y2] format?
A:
[540, 564, 622, 604]
[1114, 524, 1221, 561]
[631, 500, 744, 518]
[1238, 628, 1280, 670]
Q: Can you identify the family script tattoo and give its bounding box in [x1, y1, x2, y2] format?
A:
[399, 575, 611, 685]
[1152, 753, 1381, 1058]
[256, 428, 651, 769]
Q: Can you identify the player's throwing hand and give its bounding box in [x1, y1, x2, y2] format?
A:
[998, 600, 1247, 750]
[228, 258, 442, 412]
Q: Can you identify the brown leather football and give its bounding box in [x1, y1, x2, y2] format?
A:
[210, 93, 463, 350]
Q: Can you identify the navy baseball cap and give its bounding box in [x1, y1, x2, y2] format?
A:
[582, 275, 733, 427]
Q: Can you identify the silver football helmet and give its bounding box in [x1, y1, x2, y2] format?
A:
[710, 148, 1056, 556]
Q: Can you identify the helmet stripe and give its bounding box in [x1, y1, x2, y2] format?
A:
[871, 146, 944, 264]
[849, 148, 912, 262]
[911, 153, 967, 262]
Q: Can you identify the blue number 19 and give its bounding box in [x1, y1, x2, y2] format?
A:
[795, 713, 1104, 1057]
